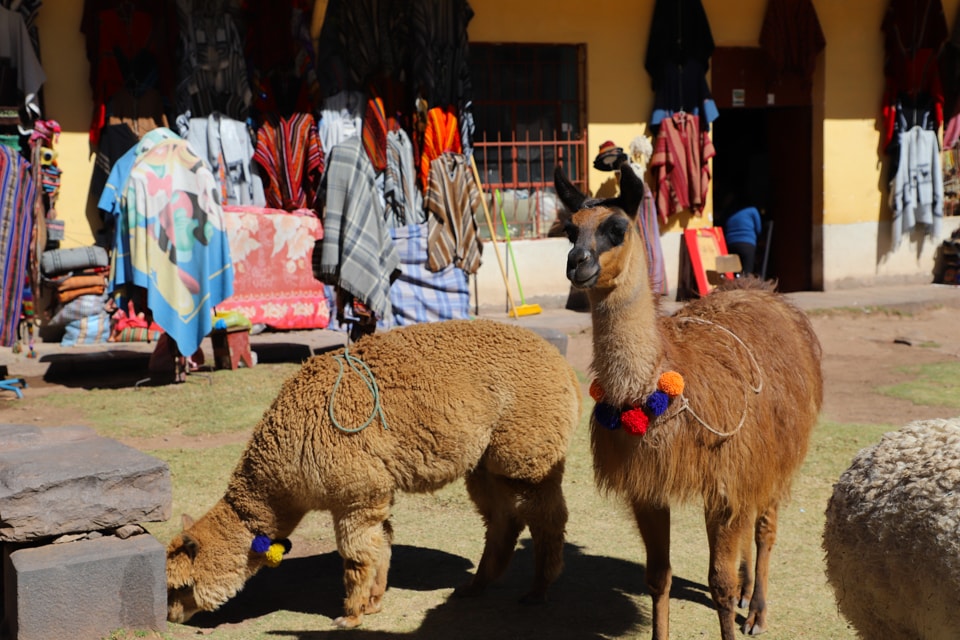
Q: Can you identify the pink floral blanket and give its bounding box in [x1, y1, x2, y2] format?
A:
[217, 206, 330, 329]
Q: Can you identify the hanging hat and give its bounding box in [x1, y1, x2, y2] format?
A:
[593, 140, 627, 172]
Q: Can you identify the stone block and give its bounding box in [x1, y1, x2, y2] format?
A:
[2, 534, 167, 640]
[528, 327, 568, 356]
[0, 425, 171, 542]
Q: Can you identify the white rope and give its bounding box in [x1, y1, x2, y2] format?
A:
[662, 317, 765, 438]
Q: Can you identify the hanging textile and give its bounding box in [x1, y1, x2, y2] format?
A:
[1, 0, 42, 59]
[890, 125, 943, 248]
[242, 0, 320, 117]
[99, 127, 180, 256]
[254, 112, 324, 211]
[384, 127, 424, 227]
[650, 112, 715, 220]
[80, 0, 178, 145]
[644, 0, 716, 129]
[217, 205, 330, 330]
[417, 105, 461, 192]
[759, 0, 826, 90]
[180, 113, 264, 206]
[174, 0, 251, 121]
[424, 152, 482, 275]
[385, 223, 470, 328]
[110, 134, 234, 357]
[880, 0, 948, 151]
[316, 136, 400, 321]
[637, 178, 668, 296]
[0, 144, 36, 346]
[317, 90, 364, 159]
[0, 5, 45, 117]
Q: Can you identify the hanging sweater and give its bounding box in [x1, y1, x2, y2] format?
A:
[890, 125, 943, 248]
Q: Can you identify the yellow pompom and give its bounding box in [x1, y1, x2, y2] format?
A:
[657, 371, 684, 397]
[264, 543, 285, 567]
[589, 379, 605, 402]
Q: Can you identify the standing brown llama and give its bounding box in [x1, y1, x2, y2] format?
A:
[553, 165, 823, 640]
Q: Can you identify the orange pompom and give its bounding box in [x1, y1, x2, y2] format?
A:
[589, 379, 605, 402]
[657, 371, 684, 397]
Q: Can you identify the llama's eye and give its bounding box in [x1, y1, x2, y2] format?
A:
[603, 217, 629, 247]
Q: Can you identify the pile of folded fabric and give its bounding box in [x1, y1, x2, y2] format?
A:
[41, 246, 112, 347]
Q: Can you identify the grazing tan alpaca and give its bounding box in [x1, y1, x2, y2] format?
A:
[554, 165, 822, 640]
[165, 319, 580, 629]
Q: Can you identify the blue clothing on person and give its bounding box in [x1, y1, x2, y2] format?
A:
[723, 206, 762, 245]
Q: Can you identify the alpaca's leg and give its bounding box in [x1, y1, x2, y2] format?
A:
[331, 498, 392, 629]
[742, 503, 778, 636]
[705, 508, 750, 640]
[633, 504, 671, 640]
[367, 518, 394, 615]
[516, 464, 568, 604]
[454, 467, 524, 598]
[738, 516, 755, 609]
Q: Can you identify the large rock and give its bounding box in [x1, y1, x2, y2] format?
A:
[3, 534, 167, 640]
[0, 425, 171, 542]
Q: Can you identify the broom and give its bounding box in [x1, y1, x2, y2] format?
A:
[494, 188, 541, 317]
[469, 156, 539, 318]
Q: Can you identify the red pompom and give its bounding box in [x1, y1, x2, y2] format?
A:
[589, 379, 605, 402]
[621, 408, 649, 436]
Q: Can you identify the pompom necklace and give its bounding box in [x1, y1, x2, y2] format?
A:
[590, 371, 685, 436]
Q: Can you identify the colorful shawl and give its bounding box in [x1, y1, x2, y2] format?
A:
[650, 112, 715, 220]
[316, 137, 400, 320]
[0, 145, 35, 346]
[254, 112, 324, 211]
[418, 106, 461, 192]
[112, 137, 233, 356]
[424, 152, 482, 274]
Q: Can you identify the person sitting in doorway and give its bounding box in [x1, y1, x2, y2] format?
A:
[720, 196, 763, 276]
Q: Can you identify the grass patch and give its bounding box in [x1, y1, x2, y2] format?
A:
[878, 361, 960, 408]
[31, 363, 300, 439]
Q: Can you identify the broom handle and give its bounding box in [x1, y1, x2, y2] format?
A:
[494, 189, 528, 305]
[469, 155, 519, 315]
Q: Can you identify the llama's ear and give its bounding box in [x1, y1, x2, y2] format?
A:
[181, 532, 200, 560]
[616, 163, 644, 218]
[181, 513, 196, 530]
[554, 166, 588, 213]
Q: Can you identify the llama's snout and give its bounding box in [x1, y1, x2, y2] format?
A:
[167, 587, 199, 623]
[567, 248, 599, 288]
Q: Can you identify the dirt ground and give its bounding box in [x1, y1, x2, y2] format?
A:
[6, 302, 960, 439]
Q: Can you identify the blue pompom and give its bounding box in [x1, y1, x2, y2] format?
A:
[251, 535, 272, 553]
[645, 390, 670, 417]
[594, 402, 621, 430]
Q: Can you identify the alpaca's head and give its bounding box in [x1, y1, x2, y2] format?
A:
[554, 164, 645, 290]
[166, 512, 254, 623]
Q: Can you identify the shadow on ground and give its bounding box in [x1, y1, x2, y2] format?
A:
[184, 541, 716, 639]
[34, 342, 342, 390]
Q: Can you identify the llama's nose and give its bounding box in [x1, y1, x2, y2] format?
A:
[568, 247, 591, 271]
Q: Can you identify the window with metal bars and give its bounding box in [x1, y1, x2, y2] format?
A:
[469, 43, 587, 238]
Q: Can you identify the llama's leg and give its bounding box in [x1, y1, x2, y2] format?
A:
[331, 498, 392, 629]
[515, 464, 568, 604]
[633, 504, 671, 640]
[738, 517, 755, 609]
[742, 503, 778, 636]
[705, 508, 750, 640]
[454, 467, 524, 598]
[366, 518, 394, 615]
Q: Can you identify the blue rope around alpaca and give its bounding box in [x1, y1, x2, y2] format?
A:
[328, 344, 389, 433]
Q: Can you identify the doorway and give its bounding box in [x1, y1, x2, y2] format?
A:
[710, 48, 817, 292]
